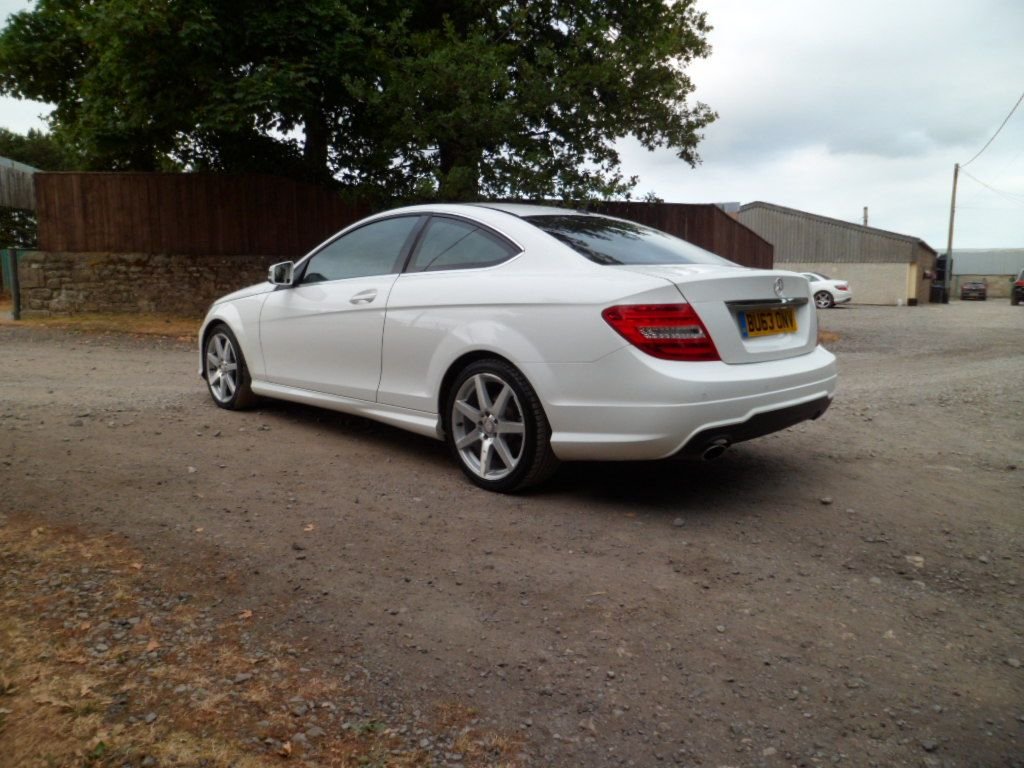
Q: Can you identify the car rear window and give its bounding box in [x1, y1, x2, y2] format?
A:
[524, 215, 734, 266]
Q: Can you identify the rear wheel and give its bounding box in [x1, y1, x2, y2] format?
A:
[204, 325, 257, 409]
[814, 290, 835, 309]
[445, 359, 559, 493]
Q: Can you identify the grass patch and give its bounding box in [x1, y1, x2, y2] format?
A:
[0, 298, 199, 340]
[0, 517, 521, 767]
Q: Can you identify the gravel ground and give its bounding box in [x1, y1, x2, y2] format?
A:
[1, 300, 1022, 767]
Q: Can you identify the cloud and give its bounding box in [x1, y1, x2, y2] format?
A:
[627, 0, 1024, 247]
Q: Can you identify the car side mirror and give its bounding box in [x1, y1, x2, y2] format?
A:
[268, 261, 295, 286]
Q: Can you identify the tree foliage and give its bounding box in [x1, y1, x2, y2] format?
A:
[0, 126, 76, 169]
[0, 0, 715, 201]
[0, 207, 36, 249]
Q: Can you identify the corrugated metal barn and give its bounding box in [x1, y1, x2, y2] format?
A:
[945, 248, 1024, 299]
[736, 202, 938, 306]
[0, 156, 37, 210]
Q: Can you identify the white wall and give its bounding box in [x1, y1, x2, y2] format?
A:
[778, 261, 917, 305]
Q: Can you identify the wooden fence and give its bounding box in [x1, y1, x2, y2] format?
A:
[33, 172, 772, 267]
[36, 173, 372, 257]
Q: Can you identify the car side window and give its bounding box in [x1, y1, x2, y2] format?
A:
[407, 216, 518, 273]
[302, 216, 420, 284]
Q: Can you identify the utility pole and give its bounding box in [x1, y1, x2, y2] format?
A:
[944, 163, 959, 301]
[862, 206, 868, 226]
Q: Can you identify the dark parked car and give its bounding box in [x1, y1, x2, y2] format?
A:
[960, 280, 987, 301]
[1013, 269, 1024, 306]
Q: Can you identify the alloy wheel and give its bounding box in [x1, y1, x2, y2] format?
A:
[206, 331, 240, 404]
[450, 373, 527, 481]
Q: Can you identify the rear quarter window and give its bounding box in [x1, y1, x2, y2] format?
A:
[407, 216, 519, 272]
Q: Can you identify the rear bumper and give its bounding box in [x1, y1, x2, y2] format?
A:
[673, 394, 832, 458]
[523, 345, 838, 461]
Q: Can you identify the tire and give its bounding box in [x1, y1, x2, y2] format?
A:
[203, 324, 257, 410]
[1012, 296, 1020, 306]
[444, 359, 559, 493]
[814, 291, 835, 309]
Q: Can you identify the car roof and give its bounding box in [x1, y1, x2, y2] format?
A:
[469, 202, 598, 218]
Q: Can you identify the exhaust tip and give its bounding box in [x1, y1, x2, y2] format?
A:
[701, 439, 730, 461]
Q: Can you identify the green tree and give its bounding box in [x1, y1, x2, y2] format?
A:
[0, 208, 36, 249]
[0, 0, 715, 201]
[0, 127, 75, 170]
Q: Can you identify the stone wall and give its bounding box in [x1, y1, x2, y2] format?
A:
[17, 252, 281, 317]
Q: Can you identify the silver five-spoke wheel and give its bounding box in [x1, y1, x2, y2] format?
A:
[451, 372, 526, 481]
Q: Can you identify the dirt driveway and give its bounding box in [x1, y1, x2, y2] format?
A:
[1, 301, 1022, 767]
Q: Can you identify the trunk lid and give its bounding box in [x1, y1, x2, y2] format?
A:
[617, 265, 819, 364]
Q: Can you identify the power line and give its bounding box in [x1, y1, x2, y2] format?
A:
[960, 168, 1024, 207]
[961, 89, 1024, 168]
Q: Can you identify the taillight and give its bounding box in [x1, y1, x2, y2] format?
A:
[1016, 280, 1024, 287]
[836, 283, 849, 291]
[602, 304, 720, 361]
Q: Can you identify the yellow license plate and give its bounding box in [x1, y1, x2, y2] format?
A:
[740, 307, 797, 338]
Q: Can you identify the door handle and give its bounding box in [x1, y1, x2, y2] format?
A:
[349, 289, 378, 305]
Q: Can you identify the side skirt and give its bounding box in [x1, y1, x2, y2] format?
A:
[250, 380, 442, 440]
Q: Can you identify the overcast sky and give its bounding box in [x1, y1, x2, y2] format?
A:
[1, 0, 1022, 248]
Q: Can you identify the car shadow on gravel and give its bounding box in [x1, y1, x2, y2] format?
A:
[544, 447, 801, 507]
[235, 398, 815, 515]
[243, 397, 452, 461]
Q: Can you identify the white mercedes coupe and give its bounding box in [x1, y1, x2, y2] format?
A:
[200, 203, 837, 492]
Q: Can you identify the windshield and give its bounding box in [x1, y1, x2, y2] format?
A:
[524, 215, 735, 267]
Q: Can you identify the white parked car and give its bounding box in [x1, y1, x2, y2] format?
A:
[801, 272, 852, 308]
[200, 204, 837, 492]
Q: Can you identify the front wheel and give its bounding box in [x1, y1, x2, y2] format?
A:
[445, 359, 559, 493]
[814, 291, 835, 309]
[204, 325, 257, 409]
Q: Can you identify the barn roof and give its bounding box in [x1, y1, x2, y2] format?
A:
[739, 201, 937, 255]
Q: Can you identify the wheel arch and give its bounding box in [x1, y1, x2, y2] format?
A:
[198, 303, 262, 380]
[199, 319, 228, 380]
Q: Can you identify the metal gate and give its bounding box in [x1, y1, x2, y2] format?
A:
[0, 249, 20, 319]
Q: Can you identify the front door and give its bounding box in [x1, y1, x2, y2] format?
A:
[259, 215, 422, 401]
